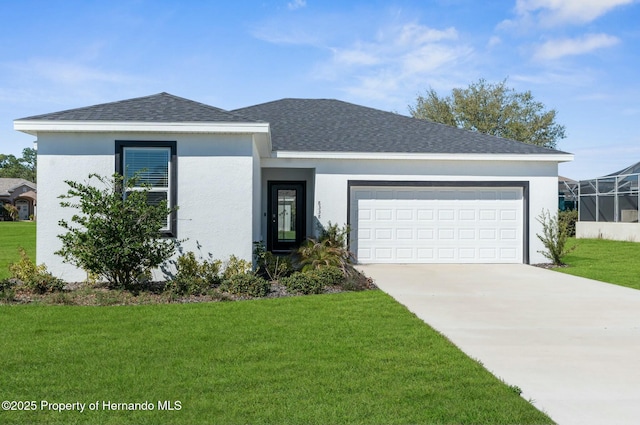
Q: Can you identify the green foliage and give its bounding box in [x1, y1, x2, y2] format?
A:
[536, 209, 576, 266]
[166, 251, 222, 296]
[220, 273, 270, 297]
[558, 209, 578, 237]
[9, 248, 64, 294]
[253, 240, 293, 281]
[281, 272, 325, 295]
[295, 222, 353, 273]
[222, 255, 253, 280]
[410, 78, 566, 148]
[56, 173, 178, 289]
[0, 148, 37, 182]
[3, 203, 19, 221]
[310, 265, 345, 287]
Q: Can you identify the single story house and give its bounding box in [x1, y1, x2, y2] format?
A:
[14, 93, 573, 281]
[0, 178, 37, 221]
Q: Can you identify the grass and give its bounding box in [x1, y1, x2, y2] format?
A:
[0, 221, 36, 280]
[0, 291, 552, 425]
[555, 237, 640, 290]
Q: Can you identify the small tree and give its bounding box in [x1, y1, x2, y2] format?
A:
[536, 209, 576, 266]
[56, 173, 178, 289]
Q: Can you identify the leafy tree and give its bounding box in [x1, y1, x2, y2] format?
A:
[0, 148, 37, 182]
[56, 173, 178, 289]
[410, 78, 566, 148]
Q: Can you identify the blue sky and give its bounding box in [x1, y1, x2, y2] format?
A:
[1, 0, 638, 179]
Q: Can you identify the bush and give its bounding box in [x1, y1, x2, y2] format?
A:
[9, 248, 64, 294]
[310, 266, 345, 287]
[166, 251, 222, 296]
[281, 272, 324, 295]
[253, 241, 293, 281]
[558, 209, 578, 237]
[222, 255, 253, 280]
[56, 173, 178, 289]
[3, 204, 19, 221]
[295, 223, 353, 273]
[536, 209, 576, 266]
[220, 273, 270, 297]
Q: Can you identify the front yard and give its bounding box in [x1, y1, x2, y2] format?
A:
[0, 221, 35, 280]
[0, 291, 552, 425]
[556, 238, 640, 290]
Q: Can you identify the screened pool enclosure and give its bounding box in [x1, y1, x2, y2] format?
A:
[579, 162, 640, 223]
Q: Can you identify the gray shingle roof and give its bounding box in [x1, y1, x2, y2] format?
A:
[0, 178, 36, 197]
[18, 92, 256, 123]
[233, 98, 568, 155]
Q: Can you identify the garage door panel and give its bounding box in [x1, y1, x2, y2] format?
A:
[352, 186, 523, 264]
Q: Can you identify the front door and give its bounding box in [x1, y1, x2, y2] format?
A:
[268, 182, 306, 252]
[15, 200, 29, 221]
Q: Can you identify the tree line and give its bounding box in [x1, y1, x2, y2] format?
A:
[0, 147, 37, 182]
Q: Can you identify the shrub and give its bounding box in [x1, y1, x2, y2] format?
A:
[222, 255, 253, 280]
[295, 223, 353, 273]
[9, 248, 64, 294]
[281, 272, 324, 295]
[166, 251, 222, 296]
[536, 209, 576, 266]
[3, 204, 19, 221]
[309, 266, 345, 287]
[220, 273, 270, 297]
[253, 241, 293, 281]
[558, 209, 578, 237]
[56, 173, 178, 289]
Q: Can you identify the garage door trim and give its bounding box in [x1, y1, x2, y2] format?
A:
[347, 180, 530, 264]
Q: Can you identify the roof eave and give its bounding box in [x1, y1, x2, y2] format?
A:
[13, 120, 270, 136]
[272, 150, 574, 162]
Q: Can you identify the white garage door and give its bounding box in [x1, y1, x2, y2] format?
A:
[351, 186, 523, 264]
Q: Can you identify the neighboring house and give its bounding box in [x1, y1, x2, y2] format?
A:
[14, 93, 573, 281]
[0, 178, 37, 221]
[558, 176, 578, 211]
[577, 161, 640, 241]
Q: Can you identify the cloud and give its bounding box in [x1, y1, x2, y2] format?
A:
[533, 33, 620, 60]
[511, 0, 636, 26]
[287, 0, 306, 11]
[318, 23, 471, 102]
[8, 58, 133, 85]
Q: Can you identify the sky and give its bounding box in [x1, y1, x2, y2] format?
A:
[1, 0, 639, 180]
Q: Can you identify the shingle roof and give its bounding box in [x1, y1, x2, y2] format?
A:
[0, 178, 36, 197]
[233, 98, 568, 155]
[18, 92, 256, 123]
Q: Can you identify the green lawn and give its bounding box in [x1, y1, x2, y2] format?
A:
[0, 221, 36, 280]
[0, 291, 552, 425]
[556, 238, 640, 290]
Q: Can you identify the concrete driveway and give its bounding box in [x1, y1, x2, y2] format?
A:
[357, 264, 640, 425]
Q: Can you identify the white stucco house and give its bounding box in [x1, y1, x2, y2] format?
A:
[14, 93, 573, 282]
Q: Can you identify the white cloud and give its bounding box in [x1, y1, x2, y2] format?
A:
[320, 23, 471, 102]
[287, 0, 306, 11]
[9, 59, 132, 85]
[533, 33, 620, 60]
[514, 0, 636, 26]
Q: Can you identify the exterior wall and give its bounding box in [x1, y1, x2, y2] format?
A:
[576, 222, 640, 242]
[36, 132, 256, 282]
[267, 158, 558, 264]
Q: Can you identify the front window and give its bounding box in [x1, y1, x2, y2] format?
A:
[116, 141, 177, 236]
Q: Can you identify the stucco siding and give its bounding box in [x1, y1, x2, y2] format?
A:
[36, 132, 257, 282]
